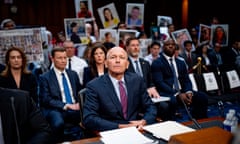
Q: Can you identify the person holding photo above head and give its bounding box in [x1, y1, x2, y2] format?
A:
[83, 46, 157, 132]
[103, 7, 119, 28]
[127, 6, 142, 26]
[151, 38, 208, 120]
[77, 1, 92, 18]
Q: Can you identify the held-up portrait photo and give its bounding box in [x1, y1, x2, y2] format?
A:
[97, 3, 120, 29]
[64, 18, 86, 44]
[171, 28, 192, 52]
[210, 24, 229, 47]
[75, 0, 93, 18]
[198, 24, 211, 45]
[126, 3, 144, 27]
[157, 16, 172, 27]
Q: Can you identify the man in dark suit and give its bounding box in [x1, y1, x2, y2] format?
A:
[151, 38, 208, 120]
[125, 37, 159, 98]
[125, 37, 170, 120]
[39, 47, 82, 142]
[179, 40, 198, 73]
[0, 87, 52, 144]
[83, 47, 157, 132]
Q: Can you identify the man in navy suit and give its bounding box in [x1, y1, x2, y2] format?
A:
[151, 38, 208, 120]
[125, 37, 159, 98]
[39, 47, 82, 142]
[83, 47, 157, 132]
[125, 37, 170, 120]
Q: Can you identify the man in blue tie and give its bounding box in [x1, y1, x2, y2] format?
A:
[83, 47, 157, 132]
[39, 47, 83, 143]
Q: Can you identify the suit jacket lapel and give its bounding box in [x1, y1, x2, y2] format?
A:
[104, 74, 123, 114]
[124, 73, 134, 118]
[49, 69, 61, 97]
[160, 53, 172, 73]
[66, 70, 76, 97]
[139, 58, 147, 76]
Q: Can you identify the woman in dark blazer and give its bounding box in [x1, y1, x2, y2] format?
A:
[0, 47, 38, 104]
[83, 42, 108, 87]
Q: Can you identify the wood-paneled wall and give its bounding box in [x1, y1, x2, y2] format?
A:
[0, 0, 239, 43]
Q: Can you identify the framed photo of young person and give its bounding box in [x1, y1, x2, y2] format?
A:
[97, 3, 120, 29]
[210, 24, 229, 47]
[157, 16, 172, 27]
[99, 29, 118, 45]
[64, 18, 86, 44]
[198, 24, 211, 45]
[75, 0, 93, 19]
[171, 28, 192, 52]
[117, 29, 137, 47]
[126, 3, 144, 28]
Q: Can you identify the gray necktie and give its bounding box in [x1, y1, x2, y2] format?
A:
[169, 58, 179, 91]
[134, 60, 142, 76]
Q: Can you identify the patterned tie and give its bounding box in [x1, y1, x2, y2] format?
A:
[134, 60, 142, 76]
[68, 58, 72, 70]
[119, 80, 128, 119]
[62, 73, 73, 104]
[169, 58, 180, 91]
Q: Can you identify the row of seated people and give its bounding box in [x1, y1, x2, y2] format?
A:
[0, 37, 239, 143]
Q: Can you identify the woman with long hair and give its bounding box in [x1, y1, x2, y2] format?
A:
[0, 46, 38, 104]
[83, 42, 108, 87]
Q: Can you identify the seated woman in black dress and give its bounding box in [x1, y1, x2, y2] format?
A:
[0, 46, 38, 104]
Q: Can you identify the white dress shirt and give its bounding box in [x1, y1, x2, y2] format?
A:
[67, 56, 88, 85]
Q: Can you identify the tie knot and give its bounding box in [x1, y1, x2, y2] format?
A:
[169, 58, 173, 62]
[69, 58, 71, 61]
[119, 80, 123, 85]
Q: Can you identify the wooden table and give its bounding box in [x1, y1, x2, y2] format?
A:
[70, 116, 227, 144]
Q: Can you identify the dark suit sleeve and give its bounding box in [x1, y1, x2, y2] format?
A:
[24, 95, 53, 144]
[151, 59, 177, 96]
[138, 78, 157, 124]
[39, 74, 65, 109]
[28, 74, 38, 104]
[83, 82, 121, 131]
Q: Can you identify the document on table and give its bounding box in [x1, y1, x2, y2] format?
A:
[151, 96, 170, 103]
[143, 121, 196, 141]
[100, 127, 154, 144]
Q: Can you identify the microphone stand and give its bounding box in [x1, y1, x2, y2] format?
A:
[180, 98, 202, 130]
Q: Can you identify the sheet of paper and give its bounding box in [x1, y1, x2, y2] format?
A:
[100, 126, 154, 144]
[203, 72, 218, 91]
[226, 70, 240, 89]
[151, 96, 170, 103]
[143, 121, 195, 141]
[188, 73, 198, 91]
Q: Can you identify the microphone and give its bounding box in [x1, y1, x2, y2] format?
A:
[10, 97, 21, 144]
[180, 97, 202, 130]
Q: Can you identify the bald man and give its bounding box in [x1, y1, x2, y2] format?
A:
[83, 47, 157, 132]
